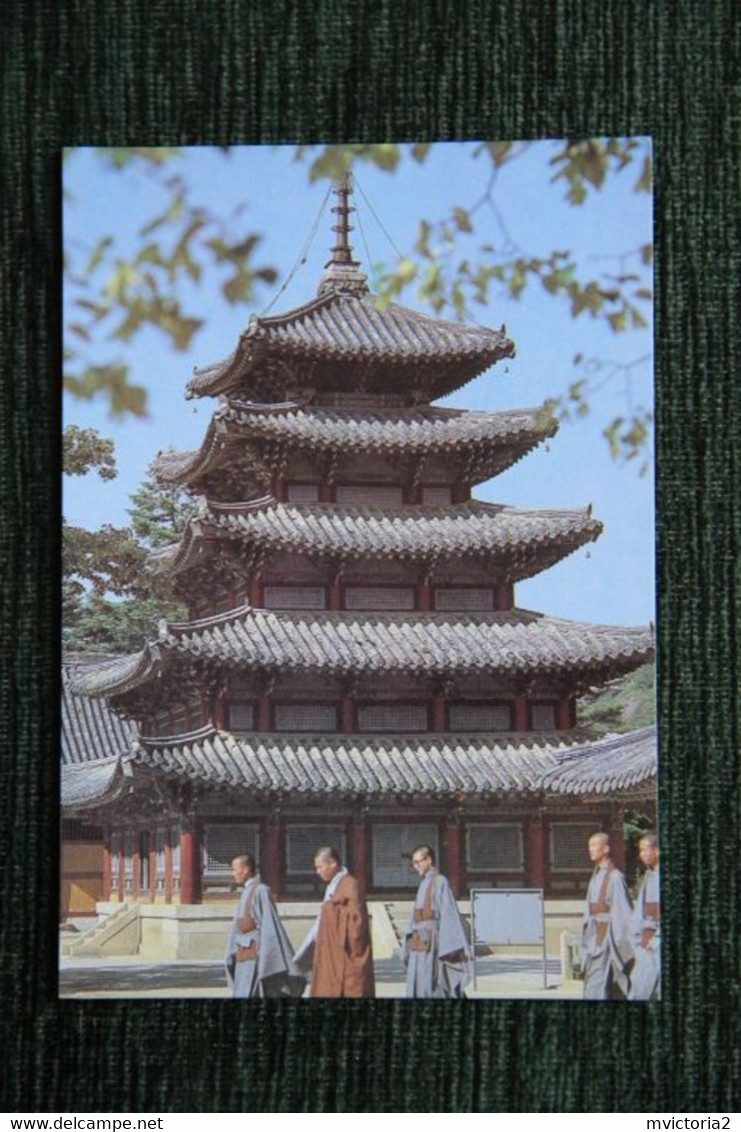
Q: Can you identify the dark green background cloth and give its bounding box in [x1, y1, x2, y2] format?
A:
[1, 0, 739, 1113]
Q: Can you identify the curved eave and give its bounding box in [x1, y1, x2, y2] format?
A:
[67, 649, 159, 699]
[155, 401, 557, 490]
[185, 293, 515, 400]
[133, 729, 575, 797]
[163, 500, 603, 581]
[61, 755, 126, 811]
[540, 725, 657, 796]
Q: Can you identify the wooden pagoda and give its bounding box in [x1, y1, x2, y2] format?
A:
[67, 177, 655, 906]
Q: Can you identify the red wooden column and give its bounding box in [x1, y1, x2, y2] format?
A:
[260, 812, 282, 898]
[257, 693, 272, 732]
[431, 688, 446, 732]
[148, 835, 157, 902]
[417, 575, 432, 612]
[213, 692, 227, 730]
[249, 572, 263, 607]
[117, 836, 125, 903]
[273, 475, 286, 501]
[496, 582, 513, 610]
[442, 811, 464, 898]
[328, 572, 343, 611]
[179, 820, 202, 905]
[451, 482, 470, 504]
[164, 831, 173, 904]
[101, 829, 112, 901]
[555, 697, 574, 729]
[609, 812, 626, 871]
[132, 839, 141, 899]
[513, 696, 529, 731]
[351, 811, 370, 895]
[524, 813, 547, 892]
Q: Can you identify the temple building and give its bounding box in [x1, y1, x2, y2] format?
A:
[64, 177, 655, 910]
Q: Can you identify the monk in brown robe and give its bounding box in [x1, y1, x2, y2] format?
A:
[293, 846, 375, 997]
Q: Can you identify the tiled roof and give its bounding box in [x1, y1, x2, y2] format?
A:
[62, 756, 125, 810]
[133, 725, 655, 799]
[61, 660, 133, 809]
[154, 402, 556, 488]
[184, 292, 515, 400]
[135, 728, 569, 796]
[540, 725, 657, 795]
[62, 660, 134, 764]
[167, 499, 601, 579]
[68, 606, 654, 698]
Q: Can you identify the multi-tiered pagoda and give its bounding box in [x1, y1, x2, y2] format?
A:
[68, 178, 654, 907]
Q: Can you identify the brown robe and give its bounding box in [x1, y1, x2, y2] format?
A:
[311, 873, 375, 997]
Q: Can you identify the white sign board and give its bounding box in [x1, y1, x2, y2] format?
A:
[471, 888, 544, 945]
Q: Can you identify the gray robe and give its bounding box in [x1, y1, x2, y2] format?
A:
[581, 862, 634, 999]
[628, 865, 661, 1001]
[402, 869, 472, 998]
[225, 877, 305, 999]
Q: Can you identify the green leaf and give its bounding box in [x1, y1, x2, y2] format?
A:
[452, 206, 472, 233]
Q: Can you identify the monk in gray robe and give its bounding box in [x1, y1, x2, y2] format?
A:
[402, 844, 472, 998]
[581, 832, 634, 999]
[628, 833, 661, 1001]
[225, 854, 305, 998]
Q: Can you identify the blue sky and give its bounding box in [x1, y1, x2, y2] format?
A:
[63, 141, 654, 627]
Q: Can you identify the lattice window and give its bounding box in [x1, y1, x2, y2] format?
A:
[449, 703, 511, 731]
[274, 703, 338, 731]
[336, 484, 403, 505]
[285, 825, 346, 875]
[434, 587, 494, 611]
[171, 827, 181, 887]
[550, 824, 595, 871]
[372, 824, 438, 888]
[287, 483, 319, 503]
[531, 703, 556, 730]
[263, 585, 326, 609]
[357, 703, 428, 731]
[110, 831, 122, 888]
[155, 829, 167, 891]
[345, 586, 415, 611]
[202, 823, 259, 876]
[228, 701, 255, 731]
[421, 486, 452, 505]
[467, 824, 523, 871]
[123, 832, 134, 890]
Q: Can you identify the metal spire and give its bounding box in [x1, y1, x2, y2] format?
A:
[318, 170, 369, 296]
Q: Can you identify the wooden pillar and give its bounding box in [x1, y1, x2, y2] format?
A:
[451, 482, 470, 504]
[261, 813, 282, 898]
[403, 482, 421, 504]
[513, 696, 529, 731]
[328, 574, 342, 611]
[417, 575, 432, 612]
[132, 839, 141, 898]
[609, 813, 626, 871]
[351, 812, 370, 895]
[273, 475, 286, 501]
[118, 835, 125, 903]
[101, 830, 112, 901]
[179, 821, 202, 905]
[164, 831, 173, 904]
[148, 835, 157, 903]
[319, 482, 334, 503]
[431, 689, 446, 732]
[257, 693, 272, 732]
[555, 697, 573, 730]
[524, 814, 547, 891]
[214, 692, 227, 730]
[249, 572, 263, 607]
[442, 813, 464, 898]
[341, 693, 355, 733]
[496, 582, 513, 610]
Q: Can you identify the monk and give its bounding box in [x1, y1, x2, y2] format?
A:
[628, 833, 661, 1001]
[581, 832, 634, 999]
[225, 854, 305, 998]
[402, 844, 472, 998]
[293, 846, 375, 997]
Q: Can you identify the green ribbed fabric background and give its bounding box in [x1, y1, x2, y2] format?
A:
[1, 0, 739, 1113]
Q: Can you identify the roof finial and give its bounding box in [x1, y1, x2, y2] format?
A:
[318, 170, 369, 296]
